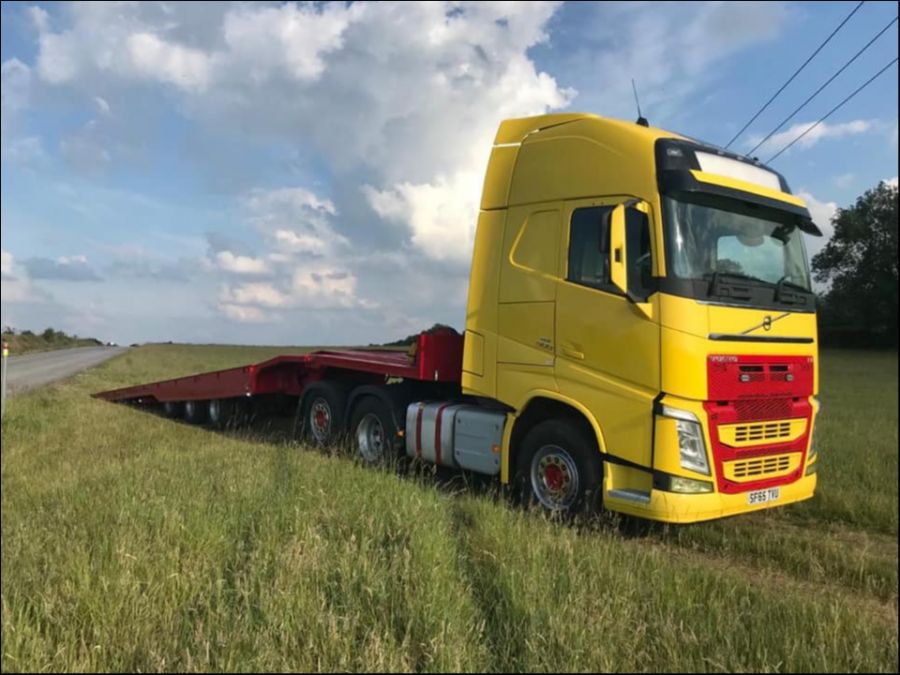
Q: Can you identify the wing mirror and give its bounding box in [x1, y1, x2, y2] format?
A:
[609, 200, 654, 320]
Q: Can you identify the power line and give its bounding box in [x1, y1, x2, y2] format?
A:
[766, 56, 899, 163]
[724, 0, 865, 149]
[748, 15, 898, 157]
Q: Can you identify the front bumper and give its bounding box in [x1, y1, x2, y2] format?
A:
[604, 471, 816, 524]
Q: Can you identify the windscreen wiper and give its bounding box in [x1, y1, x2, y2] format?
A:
[774, 275, 811, 303]
[705, 271, 767, 297]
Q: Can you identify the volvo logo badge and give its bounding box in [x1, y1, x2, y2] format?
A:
[763, 316, 773, 331]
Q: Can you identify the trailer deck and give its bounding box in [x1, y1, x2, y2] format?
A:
[93, 331, 464, 404]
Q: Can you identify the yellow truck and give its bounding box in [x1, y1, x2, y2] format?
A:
[97, 112, 822, 523]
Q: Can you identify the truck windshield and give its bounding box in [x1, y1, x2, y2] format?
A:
[662, 194, 812, 292]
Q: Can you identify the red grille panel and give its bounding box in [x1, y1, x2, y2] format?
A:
[734, 398, 793, 421]
[705, 355, 815, 494]
[708, 355, 814, 400]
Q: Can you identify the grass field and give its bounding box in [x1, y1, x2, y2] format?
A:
[1, 345, 897, 672]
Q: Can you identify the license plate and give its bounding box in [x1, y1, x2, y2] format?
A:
[747, 487, 780, 506]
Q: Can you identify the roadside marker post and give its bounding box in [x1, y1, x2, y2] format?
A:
[1, 341, 7, 418]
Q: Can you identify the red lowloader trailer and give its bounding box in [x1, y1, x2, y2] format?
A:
[94, 330, 482, 467]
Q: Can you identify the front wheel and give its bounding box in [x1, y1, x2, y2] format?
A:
[514, 419, 602, 516]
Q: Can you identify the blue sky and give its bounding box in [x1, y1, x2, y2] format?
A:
[2, 1, 897, 345]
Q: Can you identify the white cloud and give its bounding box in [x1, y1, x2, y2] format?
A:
[221, 2, 360, 82]
[32, 2, 356, 92]
[884, 177, 898, 188]
[798, 190, 838, 263]
[1, 58, 31, 140]
[289, 267, 375, 310]
[29, 2, 571, 269]
[218, 303, 269, 323]
[0, 249, 16, 280]
[28, 6, 49, 32]
[93, 96, 110, 115]
[36, 27, 82, 84]
[747, 120, 875, 157]
[1, 250, 37, 303]
[272, 230, 329, 256]
[213, 185, 377, 321]
[221, 282, 289, 308]
[126, 32, 214, 92]
[214, 251, 269, 275]
[366, 168, 484, 263]
[244, 186, 347, 260]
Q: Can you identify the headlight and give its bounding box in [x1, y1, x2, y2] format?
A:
[667, 475, 714, 494]
[661, 405, 710, 475]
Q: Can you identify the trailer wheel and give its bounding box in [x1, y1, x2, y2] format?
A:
[350, 396, 399, 466]
[208, 398, 236, 429]
[299, 382, 347, 446]
[162, 401, 184, 418]
[514, 419, 602, 516]
[184, 400, 209, 425]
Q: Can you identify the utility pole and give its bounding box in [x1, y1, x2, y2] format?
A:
[1, 341, 8, 418]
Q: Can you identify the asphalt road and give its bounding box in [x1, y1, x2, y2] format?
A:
[3, 346, 127, 393]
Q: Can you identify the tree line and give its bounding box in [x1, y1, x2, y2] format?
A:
[813, 180, 898, 349]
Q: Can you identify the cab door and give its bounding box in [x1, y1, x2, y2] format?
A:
[555, 197, 660, 467]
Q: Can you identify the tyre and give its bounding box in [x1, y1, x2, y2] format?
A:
[350, 395, 399, 466]
[184, 400, 209, 424]
[299, 382, 348, 446]
[514, 419, 603, 516]
[208, 398, 238, 429]
[162, 401, 185, 418]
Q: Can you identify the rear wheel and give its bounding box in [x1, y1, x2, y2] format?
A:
[299, 382, 347, 446]
[162, 401, 184, 418]
[184, 400, 209, 424]
[514, 419, 602, 516]
[350, 396, 399, 467]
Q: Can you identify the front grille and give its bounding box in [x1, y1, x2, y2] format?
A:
[731, 455, 792, 478]
[717, 418, 807, 450]
[734, 421, 793, 443]
[734, 398, 792, 421]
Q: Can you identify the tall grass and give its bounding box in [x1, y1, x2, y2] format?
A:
[1, 347, 897, 672]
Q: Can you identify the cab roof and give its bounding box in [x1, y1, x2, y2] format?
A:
[494, 113, 685, 146]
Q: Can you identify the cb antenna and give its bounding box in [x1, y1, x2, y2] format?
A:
[632, 78, 649, 127]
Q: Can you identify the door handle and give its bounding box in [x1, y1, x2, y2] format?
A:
[562, 347, 584, 360]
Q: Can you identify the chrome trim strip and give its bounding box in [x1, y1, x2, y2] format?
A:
[608, 489, 652, 504]
[708, 334, 814, 344]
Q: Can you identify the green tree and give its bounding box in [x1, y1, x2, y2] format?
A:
[813, 180, 898, 347]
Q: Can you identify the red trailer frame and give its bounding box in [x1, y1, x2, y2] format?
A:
[93, 331, 464, 404]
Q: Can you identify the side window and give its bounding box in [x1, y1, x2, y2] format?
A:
[567, 206, 615, 291]
[626, 208, 654, 299]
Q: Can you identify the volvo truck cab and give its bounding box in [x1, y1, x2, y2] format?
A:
[461, 113, 821, 522]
